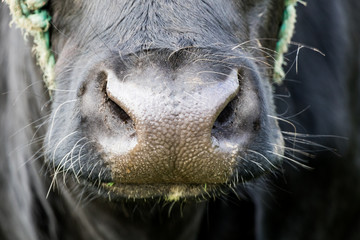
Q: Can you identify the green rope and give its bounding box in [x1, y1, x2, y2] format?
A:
[5, 0, 55, 94]
[5, 0, 298, 91]
[273, 0, 299, 84]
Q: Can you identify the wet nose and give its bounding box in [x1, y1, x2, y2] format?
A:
[104, 65, 240, 184]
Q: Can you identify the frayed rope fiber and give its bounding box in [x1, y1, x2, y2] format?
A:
[273, 0, 300, 84]
[4, 0, 55, 94]
[4, 0, 298, 91]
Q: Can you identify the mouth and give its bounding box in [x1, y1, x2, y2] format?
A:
[46, 128, 284, 201]
[99, 182, 226, 201]
[60, 146, 281, 202]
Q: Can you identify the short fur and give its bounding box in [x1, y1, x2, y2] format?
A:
[0, 0, 359, 239]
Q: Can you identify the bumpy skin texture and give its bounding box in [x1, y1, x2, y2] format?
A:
[0, 0, 359, 240]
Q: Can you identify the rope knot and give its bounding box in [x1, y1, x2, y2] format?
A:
[22, 0, 47, 10]
[273, 0, 299, 84]
[5, 0, 55, 95]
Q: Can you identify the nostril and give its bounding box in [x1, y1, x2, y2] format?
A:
[214, 97, 235, 126]
[107, 98, 132, 124]
[212, 69, 243, 129]
[99, 71, 133, 125]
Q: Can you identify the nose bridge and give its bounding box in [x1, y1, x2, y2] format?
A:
[106, 67, 239, 138]
[111, 66, 237, 108]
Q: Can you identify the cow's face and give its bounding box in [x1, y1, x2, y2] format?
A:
[47, 0, 284, 200]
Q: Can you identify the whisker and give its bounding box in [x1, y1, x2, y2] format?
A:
[248, 149, 279, 170]
[47, 99, 77, 146]
[282, 131, 348, 140]
[268, 151, 313, 170]
[270, 143, 315, 158]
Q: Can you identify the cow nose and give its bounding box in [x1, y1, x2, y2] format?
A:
[103, 66, 240, 184]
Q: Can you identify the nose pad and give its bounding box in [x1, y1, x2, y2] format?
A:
[103, 67, 240, 184]
[106, 69, 240, 141]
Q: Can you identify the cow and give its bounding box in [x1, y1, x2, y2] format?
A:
[0, 0, 359, 239]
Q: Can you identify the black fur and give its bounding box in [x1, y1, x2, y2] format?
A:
[0, 0, 359, 239]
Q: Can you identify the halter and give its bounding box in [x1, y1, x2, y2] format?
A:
[5, 0, 55, 92]
[273, 0, 300, 83]
[5, 0, 299, 94]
